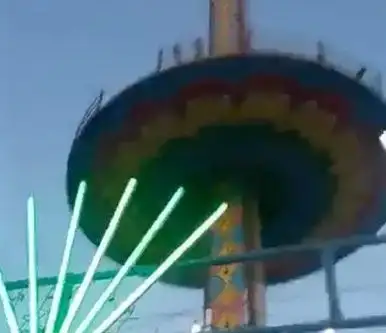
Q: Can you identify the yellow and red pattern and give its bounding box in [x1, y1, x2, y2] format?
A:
[207, 203, 246, 329]
[95, 92, 374, 233]
[93, 78, 384, 278]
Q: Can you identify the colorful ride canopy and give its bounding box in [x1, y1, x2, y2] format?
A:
[66, 54, 386, 287]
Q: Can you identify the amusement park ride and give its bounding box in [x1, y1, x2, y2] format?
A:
[1, 0, 386, 332]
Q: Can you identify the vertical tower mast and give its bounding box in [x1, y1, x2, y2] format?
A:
[204, 1, 266, 330]
[208, 0, 248, 56]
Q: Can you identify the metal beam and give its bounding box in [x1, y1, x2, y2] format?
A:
[188, 233, 386, 268]
[5, 234, 386, 290]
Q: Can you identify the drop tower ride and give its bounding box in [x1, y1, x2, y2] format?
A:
[66, 0, 386, 331]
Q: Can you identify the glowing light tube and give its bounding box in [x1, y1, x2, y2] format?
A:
[0, 272, 20, 333]
[75, 187, 185, 333]
[27, 197, 38, 333]
[93, 202, 228, 333]
[44, 181, 87, 333]
[58, 178, 138, 333]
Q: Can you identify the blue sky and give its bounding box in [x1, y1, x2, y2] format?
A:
[2, 0, 386, 332]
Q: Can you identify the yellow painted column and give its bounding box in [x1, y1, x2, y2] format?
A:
[205, 200, 247, 329]
[204, 194, 266, 329]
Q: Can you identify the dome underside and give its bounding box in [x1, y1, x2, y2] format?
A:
[66, 54, 386, 287]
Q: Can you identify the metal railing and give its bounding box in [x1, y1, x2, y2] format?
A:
[194, 233, 386, 333]
[72, 32, 384, 143]
[6, 233, 386, 332]
[155, 33, 383, 98]
[74, 90, 104, 139]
